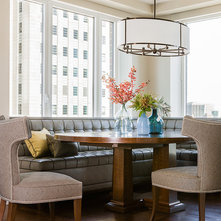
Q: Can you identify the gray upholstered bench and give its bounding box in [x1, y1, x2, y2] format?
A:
[18, 117, 197, 191]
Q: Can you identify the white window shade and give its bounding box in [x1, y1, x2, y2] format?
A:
[117, 18, 189, 57]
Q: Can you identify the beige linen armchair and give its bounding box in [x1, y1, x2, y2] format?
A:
[0, 117, 82, 221]
[150, 116, 221, 221]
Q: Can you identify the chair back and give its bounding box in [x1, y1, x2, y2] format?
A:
[182, 116, 221, 191]
[0, 117, 31, 200]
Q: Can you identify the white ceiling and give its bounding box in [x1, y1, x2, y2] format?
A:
[84, 0, 221, 18]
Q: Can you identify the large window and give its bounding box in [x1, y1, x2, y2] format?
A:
[187, 18, 221, 117]
[11, 0, 116, 117]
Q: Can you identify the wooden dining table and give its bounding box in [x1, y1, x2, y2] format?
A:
[55, 131, 193, 213]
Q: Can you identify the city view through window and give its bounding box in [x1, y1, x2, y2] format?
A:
[187, 18, 221, 117]
[11, 0, 113, 117]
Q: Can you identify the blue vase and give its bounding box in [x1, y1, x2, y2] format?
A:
[137, 112, 149, 135]
[149, 109, 164, 134]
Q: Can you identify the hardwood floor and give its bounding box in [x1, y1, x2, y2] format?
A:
[1, 191, 221, 221]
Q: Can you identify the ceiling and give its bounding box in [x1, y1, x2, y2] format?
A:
[84, 0, 221, 18]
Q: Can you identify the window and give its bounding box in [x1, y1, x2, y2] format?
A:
[63, 27, 68, 37]
[63, 10, 68, 18]
[63, 66, 68, 76]
[52, 65, 57, 75]
[73, 30, 78, 39]
[11, 2, 115, 117]
[73, 67, 78, 77]
[18, 84, 22, 95]
[83, 69, 88, 78]
[83, 32, 88, 41]
[74, 14, 78, 20]
[73, 105, 78, 115]
[19, 22, 22, 33]
[83, 50, 88, 59]
[52, 45, 57, 55]
[52, 25, 57, 35]
[63, 105, 68, 114]
[101, 21, 114, 117]
[73, 48, 78, 58]
[52, 105, 57, 115]
[187, 18, 221, 117]
[63, 47, 68, 56]
[83, 106, 87, 115]
[53, 8, 57, 16]
[11, 0, 43, 116]
[73, 86, 78, 96]
[19, 43, 22, 54]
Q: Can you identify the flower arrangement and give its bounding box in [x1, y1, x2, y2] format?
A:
[102, 66, 149, 105]
[130, 93, 171, 117]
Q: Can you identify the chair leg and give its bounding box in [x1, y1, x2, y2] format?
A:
[7, 203, 17, 221]
[199, 193, 205, 221]
[150, 186, 160, 221]
[49, 202, 55, 221]
[0, 199, 6, 221]
[74, 199, 82, 221]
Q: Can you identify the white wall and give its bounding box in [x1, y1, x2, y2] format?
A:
[0, 1, 11, 118]
[117, 51, 183, 117]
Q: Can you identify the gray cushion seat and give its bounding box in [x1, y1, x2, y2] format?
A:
[19, 148, 153, 171]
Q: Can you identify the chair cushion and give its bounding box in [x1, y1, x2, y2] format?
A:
[47, 134, 78, 157]
[25, 128, 50, 158]
[12, 172, 82, 204]
[152, 166, 201, 193]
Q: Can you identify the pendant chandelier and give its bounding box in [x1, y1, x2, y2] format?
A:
[117, 0, 190, 57]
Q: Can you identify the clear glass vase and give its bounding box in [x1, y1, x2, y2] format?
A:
[137, 112, 149, 135]
[115, 103, 133, 134]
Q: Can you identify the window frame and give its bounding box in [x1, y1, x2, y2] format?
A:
[11, 0, 117, 118]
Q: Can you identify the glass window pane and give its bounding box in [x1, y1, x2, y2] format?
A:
[11, 0, 43, 116]
[101, 20, 114, 117]
[187, 18, 221, 117]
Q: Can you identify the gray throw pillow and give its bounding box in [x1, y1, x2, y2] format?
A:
[46, 134, 78, 157]
[0, 115, 5, 120]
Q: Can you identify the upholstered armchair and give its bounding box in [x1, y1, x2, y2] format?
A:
[150, 116, 221, 221]
[0, 117, 82, 221]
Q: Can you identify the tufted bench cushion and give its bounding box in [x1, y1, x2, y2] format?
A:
[19, 148, 153, 171]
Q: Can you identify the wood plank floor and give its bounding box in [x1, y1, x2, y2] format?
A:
[1, 191, 221, 221]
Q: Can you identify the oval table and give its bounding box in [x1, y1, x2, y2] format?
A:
[55, 131, 193, 213]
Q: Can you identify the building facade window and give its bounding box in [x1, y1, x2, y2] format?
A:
[83, 106, 87, 115]
[73, 67, 78, 77]
[52, 45, 57, 55]
[63, 27, 68, 37]
[52, 65, 57, 75]
[52, 105, 57, 115]
[63, 105, 68, 114]
[52, 25, 57, 35]
[73, 105, 78, 115]
[74, 14, 78, 20]
[83, 32, 88, 41]
[83, 50, 88, 59]
[73, 30, 78, 39]
[18, 84, 22, 95]
[63, 10, 68, 18]
[63, 47, 68, 56]
[73, 48, 78, 58]
[83, 69, 88, 78]
[73, 86, 78, 96]
[63, 66, 68, 76]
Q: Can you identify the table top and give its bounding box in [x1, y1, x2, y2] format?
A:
[54, 130, 193, 145]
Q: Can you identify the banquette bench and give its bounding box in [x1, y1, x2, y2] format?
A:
[18, 117, 197, 191]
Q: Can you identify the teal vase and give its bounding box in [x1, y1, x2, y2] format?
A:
[149, 109, 164, 134]
[137, 112, 149, 135]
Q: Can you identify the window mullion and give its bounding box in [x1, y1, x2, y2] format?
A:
[43, 1, 52, 117]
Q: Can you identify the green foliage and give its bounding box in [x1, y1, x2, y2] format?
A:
[130, 93, 171, 117]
